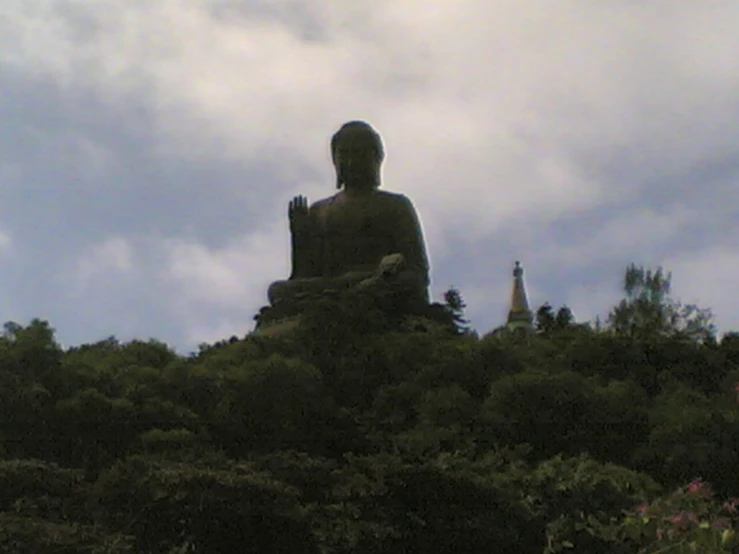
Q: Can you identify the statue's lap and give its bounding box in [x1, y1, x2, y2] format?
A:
[267, 271, 378, 307]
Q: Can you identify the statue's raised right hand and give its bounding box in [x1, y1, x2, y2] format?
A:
[289, 195, 310, 235]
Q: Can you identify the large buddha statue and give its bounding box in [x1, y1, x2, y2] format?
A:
[263, 120, 430, 322]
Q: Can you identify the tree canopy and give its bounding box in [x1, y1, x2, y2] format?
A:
[0, 264, 736, 553]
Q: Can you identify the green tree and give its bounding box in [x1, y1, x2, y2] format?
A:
[0, 319, 62, 381]
[481, 371, 649, 464]
[536, 304, 576, 335]
[608, 264, 715, 341]
[443, 287, 471, 334]
[536, 303, 557, 334]
[555, 305, 575, 329]
[92, 457, 317, 553]
[632, 384, 739, 496]
[205, 355, 341, 456]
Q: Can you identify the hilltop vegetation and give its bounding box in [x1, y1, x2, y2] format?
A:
[1, 264, 738, 553]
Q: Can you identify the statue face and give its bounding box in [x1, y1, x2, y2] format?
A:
[333, 141, 381, 189]
[334, 151, 379, 190]
[334, 144, 377, 170]
[331, 122, 384, 189]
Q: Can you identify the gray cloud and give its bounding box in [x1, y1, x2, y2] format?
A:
[1, 1, 737, 351]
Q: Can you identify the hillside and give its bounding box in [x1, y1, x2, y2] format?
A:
[0, 264, 737, 553]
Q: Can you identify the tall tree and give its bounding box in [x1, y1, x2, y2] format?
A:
[535, 303, 556, 334]
[555, 306, 575, 329]
[607, 264, 715, 342]
[443, 287, 471, 335]
[535, 304, 575, 335]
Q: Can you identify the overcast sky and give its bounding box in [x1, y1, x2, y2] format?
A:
[1, 1, 738, 352]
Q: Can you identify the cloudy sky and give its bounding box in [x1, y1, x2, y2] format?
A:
[1, 1, 737, 352]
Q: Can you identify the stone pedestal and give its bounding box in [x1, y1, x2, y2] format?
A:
[253, 296, 455, 338]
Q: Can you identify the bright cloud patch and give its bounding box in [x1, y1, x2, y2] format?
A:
[0, 230, 11, 253]
[72, 237, 134, 291]
[161, 225, 289, 342]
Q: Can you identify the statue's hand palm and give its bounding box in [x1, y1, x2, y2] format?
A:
[289, 195, 310, 234]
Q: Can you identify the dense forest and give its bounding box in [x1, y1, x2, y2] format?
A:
[1, 264, 738, 553]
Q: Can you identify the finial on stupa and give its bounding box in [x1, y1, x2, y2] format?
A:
[506, 260, 533, 333]
[513, 260, 523, 278]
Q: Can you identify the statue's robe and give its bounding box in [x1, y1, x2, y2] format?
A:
[297, 190, 428, 280]
[269, 189, 430, 307]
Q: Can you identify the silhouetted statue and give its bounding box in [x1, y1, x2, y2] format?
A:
[264, 121, 430, 322]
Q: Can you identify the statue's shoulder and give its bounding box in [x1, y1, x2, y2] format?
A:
[375, 189, 410, 202]
[309, 194, 338, 213]
[376, 190, 417, 211]
[308, 194, 342, 228]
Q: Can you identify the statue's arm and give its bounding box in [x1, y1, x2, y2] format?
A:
[289, 196, 318, 279]
[289, 196, 326, 279]
[394, 195, 430, 286]
[289, 230, 305, 280]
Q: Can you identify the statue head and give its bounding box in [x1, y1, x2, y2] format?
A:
[331, 121, 385, 190]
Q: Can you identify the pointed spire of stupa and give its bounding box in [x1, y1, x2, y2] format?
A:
[506, 261, 533, 332]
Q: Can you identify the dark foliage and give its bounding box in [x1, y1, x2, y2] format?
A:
[0, 264, 735, 552]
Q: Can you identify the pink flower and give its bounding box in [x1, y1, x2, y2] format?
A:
[637, 502, 649, 515]
[669, 511, 698, 531]
[686, 478, 712, 498]
[722, 498, 739, 514]
[712, 518, 730, 531]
